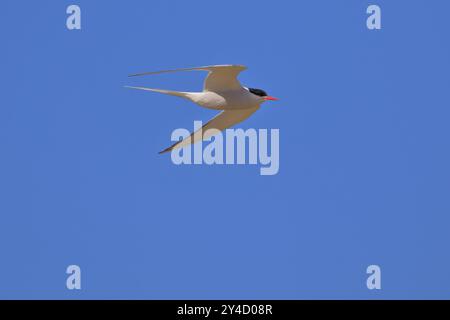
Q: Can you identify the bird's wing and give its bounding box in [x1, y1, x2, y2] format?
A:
[201, 65, 247, 92]
[129, 65, 247, 92]
[159, 106, 259, 154]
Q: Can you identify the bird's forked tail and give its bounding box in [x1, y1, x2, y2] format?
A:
[124, 86, 190, 99]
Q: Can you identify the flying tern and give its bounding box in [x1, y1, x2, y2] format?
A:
[126, 65, 278, 154]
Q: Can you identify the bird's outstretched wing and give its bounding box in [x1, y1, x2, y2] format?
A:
[129, 65, 247, 92]
[159, 106, 259, 154]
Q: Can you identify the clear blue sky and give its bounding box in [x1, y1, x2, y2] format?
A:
[1, 0, 450, 299]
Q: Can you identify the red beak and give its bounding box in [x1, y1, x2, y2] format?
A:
[264, 96, 279, 101]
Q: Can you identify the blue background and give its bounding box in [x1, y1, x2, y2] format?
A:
[1, 0, 450, 299]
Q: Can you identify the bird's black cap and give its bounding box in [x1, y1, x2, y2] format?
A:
[248, 88, 268, 97]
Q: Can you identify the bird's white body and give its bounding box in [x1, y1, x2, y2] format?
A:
[126, 65, 275, 153]
[183, 88, 263, 110]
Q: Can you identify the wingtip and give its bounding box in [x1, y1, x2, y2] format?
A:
[158, 148, 172, 155]
[128, 71, 152, 77]
[127, 65, 247, 78]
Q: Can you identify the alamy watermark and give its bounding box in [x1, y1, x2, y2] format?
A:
[66, 5, 81, 30]
[366, 265, 381, 290]
[66, 265, 81, 290]
[169, 121, 280, 176]
[367, 5, 382, 30]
